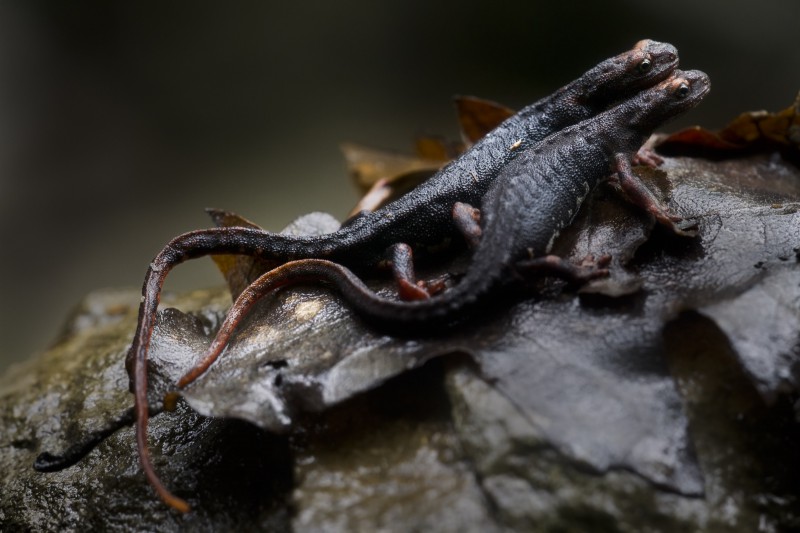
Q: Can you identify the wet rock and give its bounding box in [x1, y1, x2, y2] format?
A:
[2, 152, 800, 531]
[290, 362, 496, 533]
[0, 289, 292, 531]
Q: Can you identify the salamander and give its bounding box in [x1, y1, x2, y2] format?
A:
[125, 41, 686, 512]
[147, 68, 709, 512]
[190, 69, 710, 357]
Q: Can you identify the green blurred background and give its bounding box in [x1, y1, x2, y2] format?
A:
[1, 0, 798, 371]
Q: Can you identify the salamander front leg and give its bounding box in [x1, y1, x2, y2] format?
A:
[452, 202, 482, 249]
[610, 153, 697, 236]
[515, 254, 611, 284]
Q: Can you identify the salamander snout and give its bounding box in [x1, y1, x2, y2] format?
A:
[636, 68, 711, 128]
[636, 39, 678, 63]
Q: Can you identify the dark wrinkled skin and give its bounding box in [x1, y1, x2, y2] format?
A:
[127, 40, 678, 382]
[206, 70, 711, 331]
[135, 40, 677, 274]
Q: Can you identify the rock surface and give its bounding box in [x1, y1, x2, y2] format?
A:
[2, 151, 799, 531]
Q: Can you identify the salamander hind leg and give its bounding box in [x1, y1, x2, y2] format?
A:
[388, 243, 431, 301]
[515, 254, 611, 284]
[383, 201, 483, 301]
[452, 202, 482, 249]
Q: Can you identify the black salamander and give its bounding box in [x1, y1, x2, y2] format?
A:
[193, 69, 711, 349]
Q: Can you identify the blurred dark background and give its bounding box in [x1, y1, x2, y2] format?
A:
[1, 1, 799, 371]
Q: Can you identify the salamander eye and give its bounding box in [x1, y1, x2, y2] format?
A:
[675, 83, 690, 98]
[637, 57, 652, 73]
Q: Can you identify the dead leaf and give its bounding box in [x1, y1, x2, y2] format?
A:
[658, 91, 800, 158]
[414, 135, 461, 161]
[454, 95, 515, 146]
[340, 142, 444, 192]
[341, 95, 512, 208]
[207, 209, 272, 300]
[208, 209, 341, 300]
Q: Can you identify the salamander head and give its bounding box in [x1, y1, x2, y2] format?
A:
[630, 69, 711, 130]
[582, 39, 679, 106]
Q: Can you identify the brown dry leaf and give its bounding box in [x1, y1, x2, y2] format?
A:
[658, 91, 800, 155]
[340, 142, 444, 193]
[414, 135, 461, 161]
[208, 209, 342, 300]
[454, 95, 515, 146]
[206, 209, 275, 301]
[342, 95, 512, 206]
[343, 96, 513, 194]
[342, 96, 514, 212]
